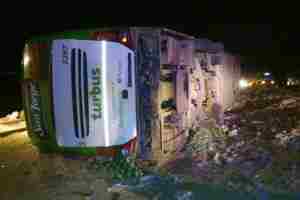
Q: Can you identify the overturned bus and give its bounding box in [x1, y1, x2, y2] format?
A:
[21, 27, 240, 161]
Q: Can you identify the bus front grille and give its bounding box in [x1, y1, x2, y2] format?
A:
[71, 48, 89, 138]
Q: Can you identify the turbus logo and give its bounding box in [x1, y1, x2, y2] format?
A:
[90, 66, 102, 120]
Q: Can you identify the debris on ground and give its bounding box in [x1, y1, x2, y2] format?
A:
[0, 110, 26, 135]
[180, 86, 300, 194]
[1, 128, 299, 199]
[107, 174, 193, 200]
[0, 110, 25, 124]
[2, 87, 300, 198]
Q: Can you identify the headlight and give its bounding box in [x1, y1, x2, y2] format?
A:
[22, 44, 30, 66]
[23, 54, 30, 66]
[239, 79, 249, 88]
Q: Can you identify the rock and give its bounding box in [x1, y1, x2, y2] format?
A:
[214, 152, 222, 165]
[271, 128, 276, 133]
[96, 156, 112, 162]
[235, 141, 245, 148]
[227, 181, 235, 188]
[208, 145, 215, 151]
[107, 183, 129, 193]
[66, 180, 93, 196]
[228, 129, 238, 137]
[136, 159, 157, 168]
[232, 153, 239, 158]
[175, 191, 193, 200]
[291, 129, 300, 136]
[225, 157, 234, 164]
[152, 192, 163, 200]
[197, 160, 209, 168]
[169, 175, 184, 184]
[280, 98, 297, 106]
[139, 175, 162, 184]
[256, 154, 272, 169]
[83, 193, 95, 200]
[7, 111, 19, 121]
[275, 133, 291, 146]
[225, 147, 232, 153]
[91, 179, 111, 200]
[108, 181, 150, 200]
[221, 125, 229, 132]
[85, 157, 96, 165]
[257, 132, 262, 136]
[256, 186, 270, 200]
[287, 136, 300, 152]
[108, 185, 147, 200]
[239, 161, 257, 177]
[251, 121, 264, 125]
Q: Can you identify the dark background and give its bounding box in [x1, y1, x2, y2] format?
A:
[2, 19, 300, 116]
[13, 23, 300, 77]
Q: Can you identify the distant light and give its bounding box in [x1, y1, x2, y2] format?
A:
[239, 79, 248, 88]
[23, 54, 30, 66]
[121, 36, 128, 43]
[261, 80, 266, 84]
[264, 72, 271, 76]
[287, 78, 294, 86]
[271, 80, 275, 84]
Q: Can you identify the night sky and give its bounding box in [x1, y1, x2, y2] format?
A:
[170, 24, 300, 77]
[5, 23, 300, 82]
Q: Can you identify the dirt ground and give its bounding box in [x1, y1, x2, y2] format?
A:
[1, 131, 300, 200]
[0, 131, 149, 200]
[1, 86, 300, 199]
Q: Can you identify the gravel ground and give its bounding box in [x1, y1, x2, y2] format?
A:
[0, 131, 147, 200]
[1, 86, 300, 200]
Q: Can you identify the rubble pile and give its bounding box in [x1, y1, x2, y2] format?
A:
[186, 86, 300, 193]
